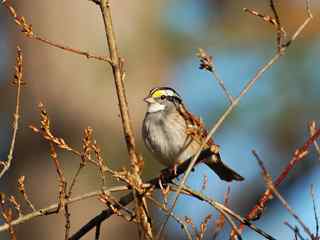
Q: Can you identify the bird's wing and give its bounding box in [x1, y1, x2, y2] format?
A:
[177, 103, 215, 146]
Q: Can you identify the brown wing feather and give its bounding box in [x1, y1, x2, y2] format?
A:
[176, 103, 214, 146]
[176, 102, 244, 182]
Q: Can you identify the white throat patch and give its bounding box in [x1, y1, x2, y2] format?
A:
[147, 103, 165, 113]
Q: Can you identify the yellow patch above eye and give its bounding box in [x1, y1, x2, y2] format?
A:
[151, 90, 165, 98]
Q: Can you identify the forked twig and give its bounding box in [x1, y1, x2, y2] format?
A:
[1, 0, 112, 64]
[177, 185, 276, 240]
[254, 150, 315, 239]
[69, 148, 218, 240]
[148, 197, 192, 240]
[270, 0, 284, 52]
[284, 222, 305, 240]
[0, 186, 128, 233]
[233, 127, 320, 238]
[159, 0, 313, 234]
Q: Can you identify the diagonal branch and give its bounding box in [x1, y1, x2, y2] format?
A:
[178, 185, 276, 240]
[197, 48, 234, 104]
[69, 148, 217, 239]
[163, 1, 313, 238]
[254, 150, 314, 239]
[231, 127, 320, 238]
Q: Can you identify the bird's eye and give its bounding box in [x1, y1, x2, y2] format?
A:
[160, 95, 166, 100]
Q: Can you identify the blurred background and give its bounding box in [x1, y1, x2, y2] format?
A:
[0, 0, 320, 239]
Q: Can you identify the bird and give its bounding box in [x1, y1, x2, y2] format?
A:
[142, 86, 244, 182]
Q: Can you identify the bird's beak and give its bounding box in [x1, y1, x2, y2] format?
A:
[143, 97, 155, 104]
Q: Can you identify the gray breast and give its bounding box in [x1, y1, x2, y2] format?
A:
[142, 111, 194, 167]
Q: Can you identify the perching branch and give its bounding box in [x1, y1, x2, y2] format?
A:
[159, 1, 313, 236]
[69, 148, 217, 240]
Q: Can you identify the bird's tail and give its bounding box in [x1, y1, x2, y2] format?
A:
[205, 155, 244, 182]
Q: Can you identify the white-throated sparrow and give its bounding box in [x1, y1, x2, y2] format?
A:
[142, 87, 244, 182]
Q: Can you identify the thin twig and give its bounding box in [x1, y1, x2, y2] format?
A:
[178, 185, 276, 240]
[70, 0, 312, 238]
[230, 1, 313, 236]
[283, 0, 312, 48]
[159, 43, 282, 240]
[98, 0, 141, 173]
[148, 197, 192, 240]
[196, 214, 212, 240]
[270, 0, 284, 52]
[0, 186, 128, 233]
[48, 142, 71, 239]
[0, 46, 24, 179]
[8, 196, 22, 218]
[49, 143, 67, 212]
[309, 121, 320, 159]
[223, 212, 242, 240]
[95, 223, 101, 240]
[212, 186, 232, 238]
[254, 150, 315, 240]
[235, 127, 320, 237]
[64, 204, 71, 240]
[1, 0, 112, 64]
[284, 222, 305, 240]
[310, 185, 319, 238]
[17, 176, 36, 212]
[197, 48, 234, 104]
[1, 209, 16, 240]
[69, 148, 217, 240]
[159, 0, 315, 232]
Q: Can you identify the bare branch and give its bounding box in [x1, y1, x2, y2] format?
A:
[241, 127, 320, 226]
[177, 185, 276, 240]
[213, 186, 231, 238]
[17, 176, 36, 212]
[1, 0, 112, 64]
[8, 196, 22, 218]
[309, 121, 320, 159]
[284, 222, 305, 240]
[161, 44, 282, 239]
[0, 195, 16, 240]
[98, 0, 142, 173]
[270, 0, 284, 52]
[254, 150, 315, 239]
[69, 148, 217, 239]
[197, 48, 234, 104]
[170, 0, 313, 235]
[283, 0, 313, 48]
[310, 185, 319, 238]
[0, 46, 24, 179]
[148, 197, 192, 240]
[0, 186, 128, 233]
